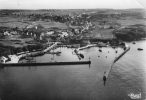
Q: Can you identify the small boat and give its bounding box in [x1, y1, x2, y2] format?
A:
[115, 50, 118, 53]
[47, 51, 61, 55]
[74, 49, 78, 54]
[79, 53, 84, 58]
[99, 49, 102, 52]
[132, 42, 136, 44]
[55, 51, 61, 55]
[137, 48, 143, 51]
[123, 47, 126, 50]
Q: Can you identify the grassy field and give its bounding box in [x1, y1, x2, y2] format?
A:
[117, 19, 146, 26]
[0, 9, 145, 40]
[0, 18, 68, 29]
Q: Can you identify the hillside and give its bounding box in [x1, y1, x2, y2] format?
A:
[0, 9, 146, 41]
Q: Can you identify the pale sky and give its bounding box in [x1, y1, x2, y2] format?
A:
[0, 0, 145, 9]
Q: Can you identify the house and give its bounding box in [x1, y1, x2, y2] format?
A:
[46, 31, 54, 35]
[60, 32, 68, 37]
[4, 31, 11, 36]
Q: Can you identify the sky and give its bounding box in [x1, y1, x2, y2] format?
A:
[0, 0, 145, 9]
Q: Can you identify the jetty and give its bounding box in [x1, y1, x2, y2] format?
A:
[77, 44, 96, 51]
[43, 42, 58, 53]
[113, 45, 130, 63]
[18, 42, 58, 58]
[105, 44, 130, 78]
[0, 61, 91, 67]
[73, 44, 96, 60]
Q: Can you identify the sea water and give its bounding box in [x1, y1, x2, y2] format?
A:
[0, 40, 146, 100]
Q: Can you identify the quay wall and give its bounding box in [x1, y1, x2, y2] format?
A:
[0, 61, 91, 67]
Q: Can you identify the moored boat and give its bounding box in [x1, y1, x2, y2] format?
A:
[137, 48, 143, 51]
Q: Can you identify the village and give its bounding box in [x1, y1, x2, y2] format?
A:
[0, 9, 145, 64]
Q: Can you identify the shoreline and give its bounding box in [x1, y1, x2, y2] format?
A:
[0, 39, 128, 64]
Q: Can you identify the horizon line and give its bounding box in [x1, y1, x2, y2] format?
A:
[0, 8, 145, 10]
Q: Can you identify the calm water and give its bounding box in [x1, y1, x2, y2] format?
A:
[0, 41, 146, 100]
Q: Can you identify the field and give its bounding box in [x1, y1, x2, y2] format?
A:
[0, 9, 146, 40]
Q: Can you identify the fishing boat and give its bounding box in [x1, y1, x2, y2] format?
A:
[79, 53, 84, 58]
[132, 42, 136, 44]
[137, 48, 143, 51]
[99, 49, 102, 52]
[47, 51, 61, 55]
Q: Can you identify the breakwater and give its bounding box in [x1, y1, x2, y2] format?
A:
[113, 46, 130, 63]
[77, 44, 96, 51]
[106, 44, 131, 78]
[0, 61, 91, 67]
[18, 42, 58, 60]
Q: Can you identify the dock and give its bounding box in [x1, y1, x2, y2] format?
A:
[0, 61, 91, 67]
[77, 44, 96, 51]
[18, 42, 58, 59]
[43, 42, 58, 53]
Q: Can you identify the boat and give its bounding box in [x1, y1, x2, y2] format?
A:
[79, 53, 84, 58]
[137, 48, 143, 51]
[99, 49, 102, 52]
[115, 50, 118, 53]
[132, 42, 136, 44]
[47, 51, 61, 55]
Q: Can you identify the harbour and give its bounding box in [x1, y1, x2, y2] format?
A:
[0, 8, 146, 100]
[0, 40, 146, 100]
